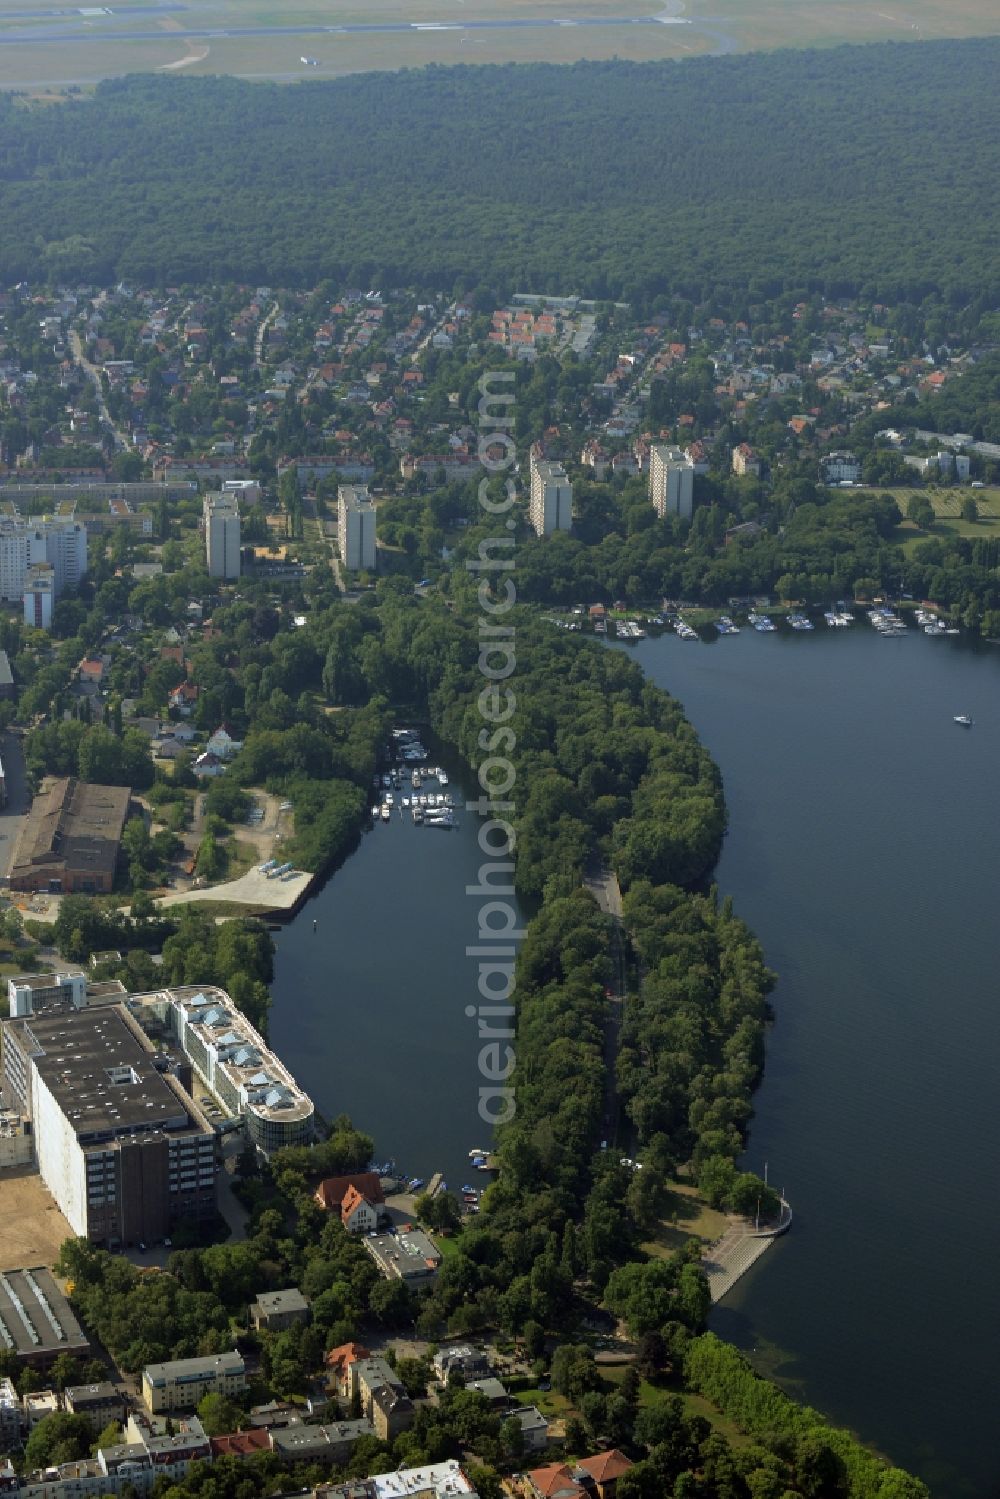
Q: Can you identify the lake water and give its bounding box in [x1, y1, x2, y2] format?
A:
[270, 744, 512, 1198]
[628, 622, 1000, 1499]
[270, 621, 1000, 1497]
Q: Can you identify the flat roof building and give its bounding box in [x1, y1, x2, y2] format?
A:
[250, 1288, 310, 1331]
[203, 492, 241, 580]
[1, 1004, 217, 1248]
[649, 444, 695, 521]
[364, 1228, 441, 1286]
[338, 484, 376, 572]
[529, 457, 573, 538]
[142, 1352, 246, 1414]
[137, 985, 315, 1157]
[64, 1382, 127, 1433]
[9, 778, 131, 895]
[0, 1267, 89, 1368]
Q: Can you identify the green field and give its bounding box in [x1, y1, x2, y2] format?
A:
[2, 0, 999, 89]
[864, 486, 1000, 554]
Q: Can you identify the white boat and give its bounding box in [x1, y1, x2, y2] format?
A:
[439, 771, 449, 786]
[385, 792, 394, 807]
[468, 1148, 487, 1158]
[412, 806, 423, 823]
[380, 804, 391, 821]
[402, 796, 409, 807]
[954, 714, 973, 726]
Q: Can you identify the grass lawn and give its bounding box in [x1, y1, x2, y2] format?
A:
[642, 1181, 729, 1255]
[601, 1366, 753, 1450]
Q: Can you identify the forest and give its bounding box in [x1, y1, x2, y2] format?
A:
[0, 39, 999, 301]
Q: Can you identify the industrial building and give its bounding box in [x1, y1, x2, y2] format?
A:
[0, 1267, 90, 1369]
[203, 491, 241, 579]
[648, 444, 695, 520]
[337, 484, 377, 572]
[8, 778, 131, 894]
[1, 1005, 217, 1248]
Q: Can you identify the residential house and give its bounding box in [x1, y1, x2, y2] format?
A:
[191, 752, 225, 779]
[168, 682, 199, 717]
[340, 1184, 379, 1236]
[432, 1346, 491, 1384]
[325, 1342, 372, 1401]
[731, 443, 762, 478]
[250, 1289, 311, 1332]
[314, 1172, 385, 1214]
[205, 726, 243, 761]
[346, 1357, 414, 1442]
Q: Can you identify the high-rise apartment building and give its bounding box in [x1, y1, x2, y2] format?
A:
[338, 485, 377, 572]
[203, 492, 241, 579]
[22, 565, 54, 630]
[648, 444, 695, 520]
[0, 518, 87, 607]
[529, 455, 573, 537]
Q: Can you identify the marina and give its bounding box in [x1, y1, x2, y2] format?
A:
[270, 736, 517, 1209]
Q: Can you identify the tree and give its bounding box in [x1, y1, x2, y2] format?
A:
[24, 1411, 93, 1469]
[906, 495, 935, 530]
[961, 494, 978, 522]
[196, 1392, 244, 1436]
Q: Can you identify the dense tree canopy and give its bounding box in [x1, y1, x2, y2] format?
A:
[1, 42, 998, 301]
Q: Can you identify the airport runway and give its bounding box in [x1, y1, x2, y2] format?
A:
[0, 12, 690, 42]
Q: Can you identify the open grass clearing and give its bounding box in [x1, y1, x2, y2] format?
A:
[642, 1181, 730, 1255]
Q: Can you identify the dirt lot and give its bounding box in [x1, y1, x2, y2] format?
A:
[0, 1167, 72, 1270]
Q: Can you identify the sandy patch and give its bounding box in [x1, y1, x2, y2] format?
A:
[158, 44, 210, 70]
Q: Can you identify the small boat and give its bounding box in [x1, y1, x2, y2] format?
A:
[468, 1148, 487, 1159]
[954, 714, 973, 726]
[385, 791, 394, 807]
[408, 1177, 425, 1191]
[439, 770, 449, 786]
[402, 796, 409, 807]
[411, 806, 423, 823]
[461, 1183, 477, 1194]
[380, 804, 391, 821]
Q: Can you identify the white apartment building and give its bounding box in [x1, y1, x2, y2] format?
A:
[649, 444, 695, 520]
[529, 456, 573, 537]
[0, 518, 87, 605]
[203, 492, 241, 579]
[338, 484, 377, 572]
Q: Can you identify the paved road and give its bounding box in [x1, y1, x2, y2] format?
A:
[69, 326, 130, 452]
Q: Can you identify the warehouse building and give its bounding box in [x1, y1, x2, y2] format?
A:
[8, 778, 131, 895]
[0, 1267, 89, 1369]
